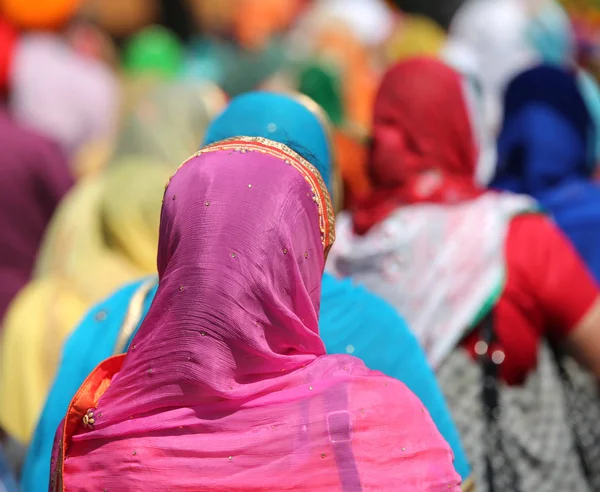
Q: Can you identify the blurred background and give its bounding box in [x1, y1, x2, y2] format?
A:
[1, 0, 600, 488]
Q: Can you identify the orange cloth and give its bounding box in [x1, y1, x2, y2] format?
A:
[232, 0, 301, 50]
[334, 130, 371, 208]
[1, 0, 81, 30]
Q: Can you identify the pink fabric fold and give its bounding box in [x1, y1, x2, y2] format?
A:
[57, 137, 460, 491]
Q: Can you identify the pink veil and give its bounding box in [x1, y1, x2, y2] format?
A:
[54, 137, 460, 491]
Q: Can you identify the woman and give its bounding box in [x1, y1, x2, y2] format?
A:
[330, 58, 600, 491]
[493, 65, 600, 283]
[526, 0, 600, 166]
[0, 81, 225, 446]
[0, 0, 81, 30]
[51, 136, 460, 491]
[25, 92, 471, 491]
[444, 0, 600, 160]
[9, 32, 118, 157]
[443, 0, 538, 136]
[0, 110, 73, 324]
[122, 25, 184, 80]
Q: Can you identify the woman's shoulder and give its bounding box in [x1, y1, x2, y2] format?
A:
[321, 273, 408, 331]
[63, 277, 156, 354]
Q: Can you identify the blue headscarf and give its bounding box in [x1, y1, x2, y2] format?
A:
[203, 91, 332, 190]
[22, 92, 470, 491]
[527, 0, 600, 163]
[493, 65, 600, 281]
[527, 0, 575, 66]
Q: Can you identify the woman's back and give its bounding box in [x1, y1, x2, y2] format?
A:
[332, 57, 600, 491]
[54, 138, 459, 491]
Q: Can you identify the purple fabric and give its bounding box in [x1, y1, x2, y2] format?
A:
[0, 109, 73, 321]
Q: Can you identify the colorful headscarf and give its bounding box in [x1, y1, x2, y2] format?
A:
[527, 0, 577, 65]
[52, 138, 460, 491]
[331, 58, 534, 367]
[444, 0, 539, 135]
[24, 92, 470, 490]
[527, 0, 600, 164]
[353, 58, 482, 234]
[207, 92, 470, 478]
[113, 81, 226, 168]
[0, 0, 81, 30]
[204, 91, 332, 189]
[386, 14, 446, 63]
[492, 64, 600, 280]
[298, 62, 345, 127]
[122, 25, 184, 79]
[0, 82, 224, 444]
[0, 109, 73, 322]
[9, 33, 119, 155]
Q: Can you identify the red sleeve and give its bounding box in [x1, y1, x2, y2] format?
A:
[506, 214, 599, 339]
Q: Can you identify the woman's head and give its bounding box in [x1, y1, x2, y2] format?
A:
[444, 0, 539, 134]
[122, 25, 184, 79]
[0, 0, 81, 30]
[10, 33, 119, 155]
[145, 138, 334, 387]
[370, 57, 478, 197]
[203, 91, 333, 193]
[114, 81, 226, 167]
[527, 0, 575, 67]
[353, 57, 483, 234]
[494, 64, 595, 195]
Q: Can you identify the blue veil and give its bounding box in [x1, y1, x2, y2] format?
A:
[493, 65, 600, 281]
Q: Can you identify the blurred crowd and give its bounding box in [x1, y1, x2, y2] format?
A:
[1, 0, 600, 490]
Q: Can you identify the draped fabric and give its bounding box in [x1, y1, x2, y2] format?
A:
[21, 279, 156, 492]
[332, 193, 534, 369]
[9, 33, 118, 156]
[203, 92, 332, 190]
[352, 58, 482, 235]
[385, 14, 446, 63]
[25, 91, 469, 489]
[526, 0, 600, 164]
[204, 91, 469, 478]
[0, 82, 222, 444]
[334, 58, 535, 367]
[443, 0, 539, 135]
[121, 25, 184, 79]
[0, 18, 16, 94]
[0, 0, 81, 30]
[53, 138, 459, 491]
[493, 64, 600, 282]
[26, 270, 472, 491]
[0, 109, 73, 323]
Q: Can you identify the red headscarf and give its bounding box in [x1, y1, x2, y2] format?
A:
[353, 57, 482, 234]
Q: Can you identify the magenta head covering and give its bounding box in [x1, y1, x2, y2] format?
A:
[55, 138, 459, 491]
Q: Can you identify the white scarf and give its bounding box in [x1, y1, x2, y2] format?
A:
[328, 192, 535, 369]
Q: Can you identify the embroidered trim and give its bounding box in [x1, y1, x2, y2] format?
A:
[166, 136, 336, 257]
[113, 276, 158, 355]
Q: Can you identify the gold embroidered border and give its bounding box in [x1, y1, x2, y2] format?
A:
[166, 136, 336, 256]
[113, 276, 158, 355]
[461, 476, 475, 492]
